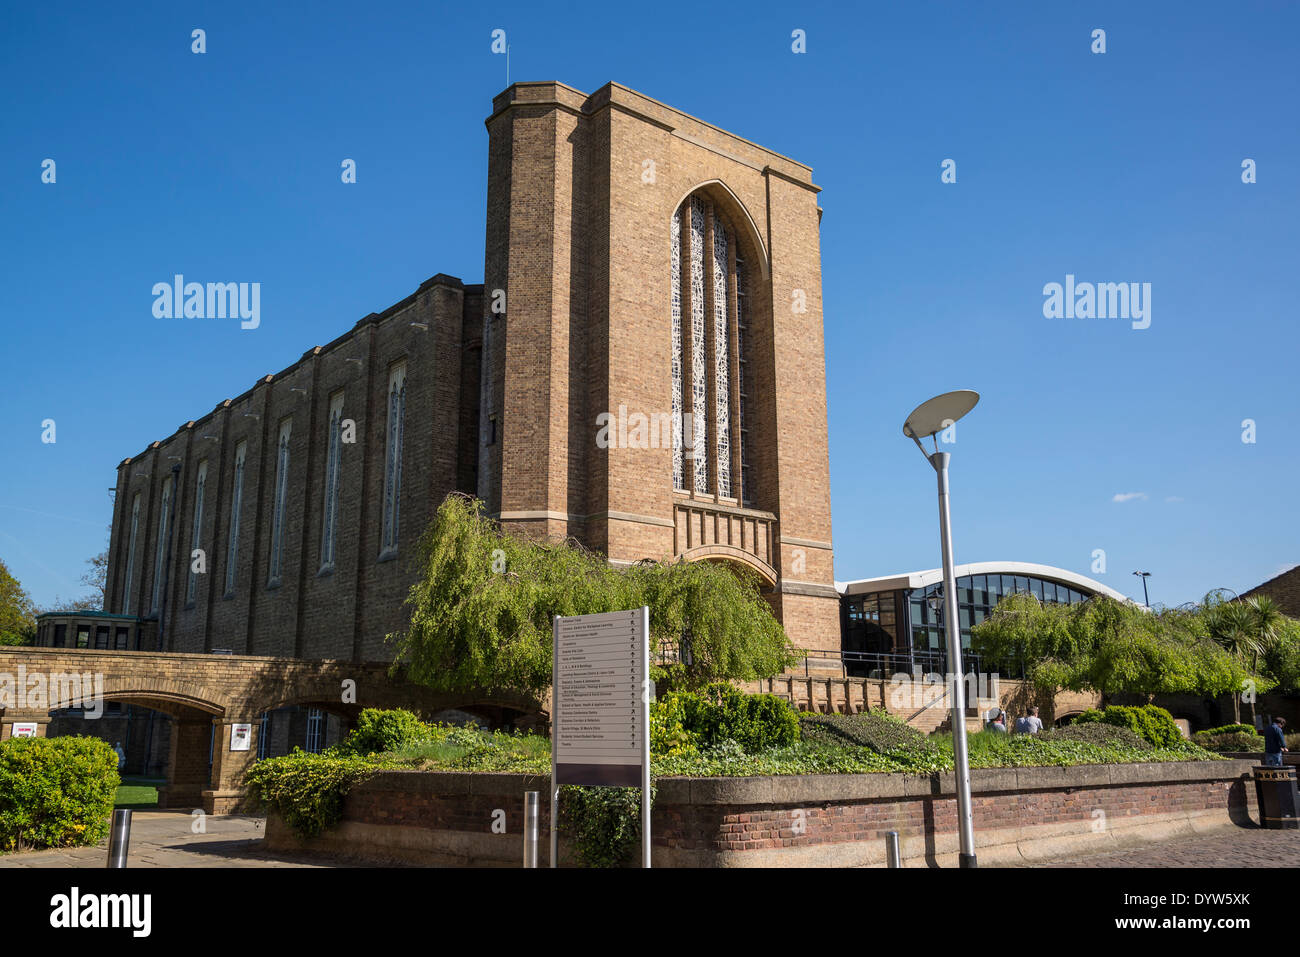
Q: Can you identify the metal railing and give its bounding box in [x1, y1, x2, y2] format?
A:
[792, 648, 987, 681]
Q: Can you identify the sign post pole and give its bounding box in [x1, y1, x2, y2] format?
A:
[550, 607, 651, 869]
[550, 614, 560, 869]
[641, 604, 651, 869]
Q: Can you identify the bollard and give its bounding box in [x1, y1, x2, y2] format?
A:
[523, 791, 539, 868]
[885, 830, 901, 869]
[106, 809, 132, 868]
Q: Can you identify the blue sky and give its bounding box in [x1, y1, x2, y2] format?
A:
[1, 0, 1296, 610]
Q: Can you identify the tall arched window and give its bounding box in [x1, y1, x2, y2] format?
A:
[670, 193, 755, 506]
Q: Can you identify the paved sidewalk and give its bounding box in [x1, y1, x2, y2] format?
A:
[0, 812, 336, 868]
[1035, 828, 1300, 867]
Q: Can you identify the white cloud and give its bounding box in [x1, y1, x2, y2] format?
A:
[1112, 492, 1148, 503]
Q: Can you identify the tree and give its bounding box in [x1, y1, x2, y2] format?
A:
[79, 550, 108, 611]
[1205, 600, 1263, 723]
[971, 592, 1249, 702]
[0, 558, 37, 645]
[1243, 595, 1285, 722]
[391, 494, 799, 698]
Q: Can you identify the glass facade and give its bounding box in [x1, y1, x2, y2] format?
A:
[841, 571, 1097, 674]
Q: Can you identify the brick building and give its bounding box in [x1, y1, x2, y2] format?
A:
[1242, 565, 1300, 618]
[98, 81, 839, 665]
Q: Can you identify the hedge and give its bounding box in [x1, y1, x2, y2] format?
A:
[0, 736, 119, 851]
[1076, 705, 1183, 748]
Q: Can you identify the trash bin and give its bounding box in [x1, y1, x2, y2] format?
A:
[1253, 765, 1300, 829]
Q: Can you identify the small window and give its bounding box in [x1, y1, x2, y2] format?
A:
[94, 625, 109, 649]
[305, 708, 326, 753]
[320, 393, 345, 572]
[268, 418, 292, 586]
[53, 624, 67, 647]
[151, 475, 175, 614]
[76, 626, 90, 648]
[225, 440, 247, 598]
[379, 363, 406, 558]
[114, 627, 129, 650]
[186, 461, 208, 606]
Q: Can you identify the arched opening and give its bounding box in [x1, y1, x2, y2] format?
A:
[45, 692, 225, 811]
[251, 698, 357, 759]
[678, 544, 778, 590]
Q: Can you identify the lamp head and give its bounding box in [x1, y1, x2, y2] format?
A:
[903, 390, 980, 442]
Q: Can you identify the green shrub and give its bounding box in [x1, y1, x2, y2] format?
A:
[799, 709, 928, 754]
[649, 693, 697, 757]
[1192, 731, 1265, 753]
[245, 751, 379, 837]
[559, 785, 654, 868]
[656, 682, 799, 753]
[1076, 705, 1182, 748]
[1041, 722, 1154, 751]
[0, 736, 119, 851]
[336, 708, 432, 756]
[1200, 723, 1256, 736]
[1287, 732, 1300, 751]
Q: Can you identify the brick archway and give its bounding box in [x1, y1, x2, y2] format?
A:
[0, 646, 546, 813]
[678, 543, 779, 589]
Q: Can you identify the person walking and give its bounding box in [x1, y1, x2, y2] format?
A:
[1263, 716, 1288, 767]
[1014, 706, 1043, 735]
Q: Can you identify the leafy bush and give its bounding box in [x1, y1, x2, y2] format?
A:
[336, 708, 432, 756]
[649, 693, 697, 757]
[799, 709, 928, 754]
[0, 736, 119, 851]
[1200, 723, 1257, 736]
[1076, 705, 1183, 748]
[1288, 733, 1300, 751]
[1040, 722, 1153, 751]
[245, 751, 379, 838]
[559, 785, 653, 868]
[1192, 731, 1265, 753]
[656, 682, 800, 753]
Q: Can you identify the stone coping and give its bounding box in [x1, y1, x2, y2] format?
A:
[354, 759, 1255, 806]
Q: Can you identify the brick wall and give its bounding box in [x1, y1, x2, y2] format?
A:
[263, 760, 1261, 867]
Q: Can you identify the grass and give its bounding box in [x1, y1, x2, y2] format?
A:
[346, 710, 1217, 779]
[114, 776, 164, 809]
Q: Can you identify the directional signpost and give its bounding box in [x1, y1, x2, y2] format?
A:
[550, 607, 651, 868]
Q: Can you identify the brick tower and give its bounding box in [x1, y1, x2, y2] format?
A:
[477, 81, 839, 653]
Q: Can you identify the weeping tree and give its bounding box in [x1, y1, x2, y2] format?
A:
[389, 494, 799, 698]
[971, 592, 1250, 703]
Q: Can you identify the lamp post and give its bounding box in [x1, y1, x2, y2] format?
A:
[904, 389, 980, 869]
[1132, 571, 1151, 608]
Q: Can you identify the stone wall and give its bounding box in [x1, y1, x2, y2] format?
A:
[263, 759, 1258, 867]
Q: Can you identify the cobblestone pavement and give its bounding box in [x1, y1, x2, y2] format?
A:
[1035, 828, 1300, 867]
[0, 812, 338, 868]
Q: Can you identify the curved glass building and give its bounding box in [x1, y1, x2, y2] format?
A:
[836, 562, 1130, 676]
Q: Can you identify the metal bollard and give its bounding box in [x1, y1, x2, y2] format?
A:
[523, 791, 539, 868]
[106, 809, 132, 868]
[885, 830, 901, 869]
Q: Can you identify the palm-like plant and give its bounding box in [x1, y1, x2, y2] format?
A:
[1205, 601, 1262, 724]
[1244, 595, 1286, 722]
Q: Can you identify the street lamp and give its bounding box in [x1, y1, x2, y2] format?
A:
[904, 389, 980, 869]
[1132, 571, 1151, 608]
